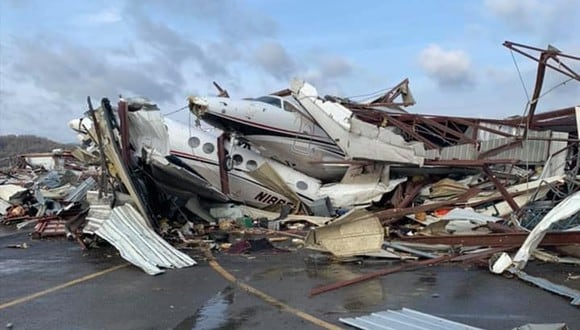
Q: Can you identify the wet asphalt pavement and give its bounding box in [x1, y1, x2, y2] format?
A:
[1, 228, 579, 330]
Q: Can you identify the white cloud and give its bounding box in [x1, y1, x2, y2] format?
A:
[83, 7, 121, 24]
[418, 44, 474, 88]
[484, 0, 579, 40]
[253, 41, 296, 80]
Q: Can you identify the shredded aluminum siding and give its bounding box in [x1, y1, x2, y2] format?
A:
[339, 308, 484, 330]
[65, 177, 97, 202]
[94, 204, 196, 275]
[509, 269, 580, 306]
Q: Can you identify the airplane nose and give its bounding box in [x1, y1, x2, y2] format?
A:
[68, 118, 81, 130]
[68, 117, 92, 133]
[187, 96, 210, 116]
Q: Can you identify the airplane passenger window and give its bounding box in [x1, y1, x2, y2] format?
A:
[233, 154, 243, 165]
[255, 96, 282, 108]
[202, 142, 215, 154]
[296, 181, 308, 190]
[188, 136, 200, 148]
[246, 160, 258, 171]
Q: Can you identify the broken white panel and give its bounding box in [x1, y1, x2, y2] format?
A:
[290, 79, 425, 165]
[469, 176, 563, 217]
[39, 184, 74, 200]
[304, 209, 384, 257]
[512, 191, 580, 270]
[0, 184, 27, 202]
[247, 162, 301, 212]
[127, 99, 169, 156]
[94, 204, 196, 275]
[320, 166, 406, 207]
[477, 188, 551, 217]
[539, 131, 569, 178]
[185, 197, 216, 223]
[512, 323, 568, 330]
[0, 198, 11, 215]
[209, 203, 331, 227]
[442, 208, 503, 223]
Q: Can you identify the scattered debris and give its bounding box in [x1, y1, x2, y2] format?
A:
[339, 307, 484, 330]
[1, 40, 578, 319]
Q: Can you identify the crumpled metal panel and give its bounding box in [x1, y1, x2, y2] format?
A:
[94, 204, 196, 275]
[509, 269, 580, 306]
[0, 198, 11, 215]
[65, 177, 97, 202]
[339, 308, 483, 330]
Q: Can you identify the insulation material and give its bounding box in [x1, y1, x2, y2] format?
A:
[305, 209, 384, 257]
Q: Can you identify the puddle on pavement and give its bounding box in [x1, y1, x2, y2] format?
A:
[251, 267, 306, 281]
[416, 270, 437, 287]
[174, 286, 257, 330]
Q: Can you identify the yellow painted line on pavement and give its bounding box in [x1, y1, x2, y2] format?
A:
[0, 263, 128, 310]
[205, 251, 343, 330]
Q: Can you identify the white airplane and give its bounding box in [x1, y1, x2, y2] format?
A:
[187, 79, 425, 183]
[70, 98, 404, 216]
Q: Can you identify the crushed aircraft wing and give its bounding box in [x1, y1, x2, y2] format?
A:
[290, 79, 425, 165]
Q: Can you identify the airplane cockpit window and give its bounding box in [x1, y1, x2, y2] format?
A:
[283, 101, 299, 112]
[255, 96, 282, 108]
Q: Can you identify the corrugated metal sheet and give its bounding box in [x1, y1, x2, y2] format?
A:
[84, 204, 112, 234]
[93, 204, 196, 275]
[426, 131, 554, 163]
[509, 269, 580, 306]
[339, 308, 483, 330]
[65, 177, 97, 202]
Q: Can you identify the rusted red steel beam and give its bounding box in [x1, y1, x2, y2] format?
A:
[424, 159, 518, 166]
[525, 51, 551, 138]
[398, 231, 580, 247]
[504, 41, 580, 60]
[396, 181, 426, 209]
[482, 165, 520, 212]
[386, 115, 440, 149]
[376, 187, 481, 224]
[451, 117, 517, 138]
[309, 255, 454, 297]
[503, 41, 580, 80]
[217, 133, 230, 195]
[117, 100, 131, 167]
[419, 116, 476, 144]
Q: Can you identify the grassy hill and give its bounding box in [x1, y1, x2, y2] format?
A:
[0, 135, 76, 167]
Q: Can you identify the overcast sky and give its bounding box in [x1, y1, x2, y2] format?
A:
[1, 0, 578, 142]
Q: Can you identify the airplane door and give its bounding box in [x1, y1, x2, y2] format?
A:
[291, 115, 314, 156]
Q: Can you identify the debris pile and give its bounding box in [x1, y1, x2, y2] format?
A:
[0, 150, 98, 242]
[2, 41, 578, 304]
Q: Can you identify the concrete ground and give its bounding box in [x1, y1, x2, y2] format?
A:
[1, 228, 579, 330]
